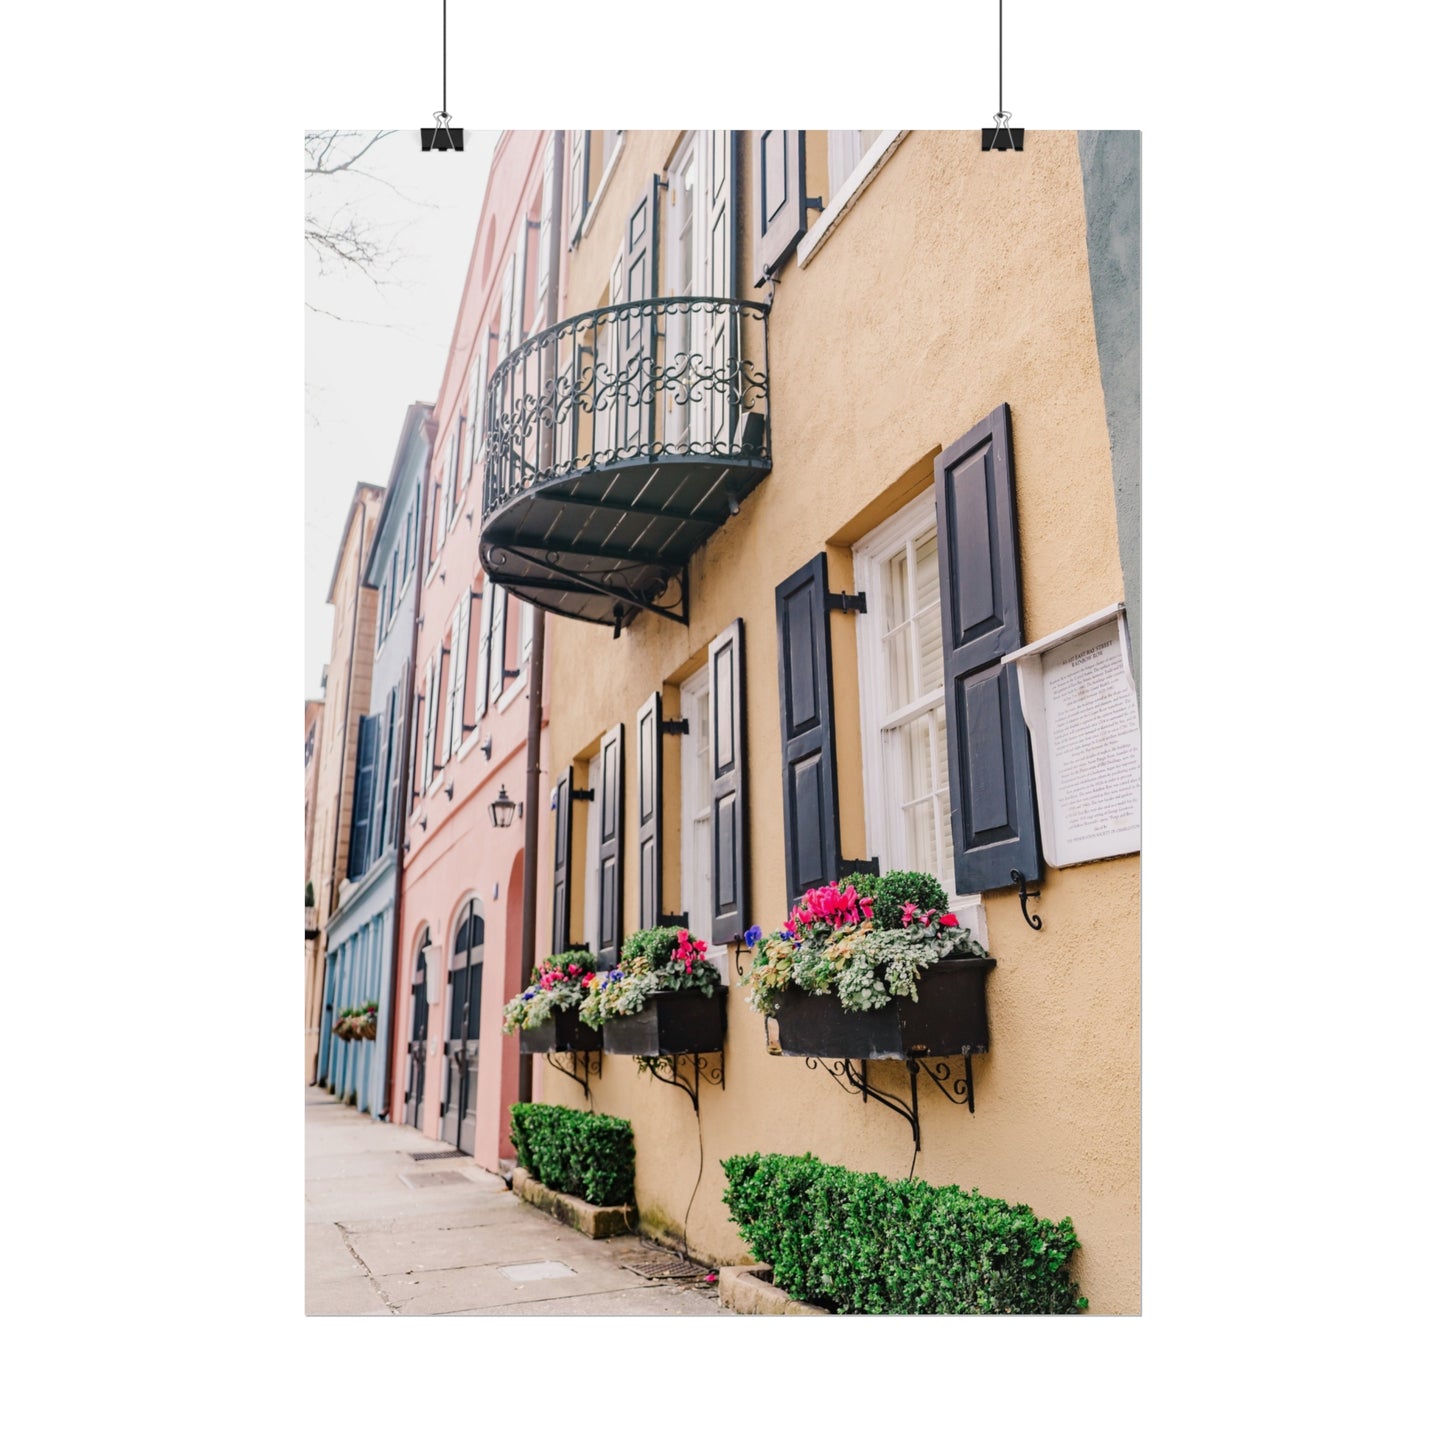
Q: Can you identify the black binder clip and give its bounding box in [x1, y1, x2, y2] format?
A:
[982, 112, 1024, 152]
[422, 112, 464, 152]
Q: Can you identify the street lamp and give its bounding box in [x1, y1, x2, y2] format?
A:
[489, 785, 521, 828]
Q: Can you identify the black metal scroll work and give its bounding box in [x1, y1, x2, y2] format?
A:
[543, 1049, 602, 1107]
[803, 1055, 978, 1165]
[1010, 869, 1042, 930]
[636, 1052, 724, 1115]
[482, 297, 770, 513]
[476, 297, 772, 632]
[805, 1057, 922, 1153]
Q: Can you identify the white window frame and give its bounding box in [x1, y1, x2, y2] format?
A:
[677, 666, 728, 977]
[580, 131, 626, 241]
[582, 753, 603, 956]
[852, 492, 987, 947]
[797, 129, 907, 271]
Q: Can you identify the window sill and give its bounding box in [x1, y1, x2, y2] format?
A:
[796, 129, 907, 271]
[497, 674, 527, 713]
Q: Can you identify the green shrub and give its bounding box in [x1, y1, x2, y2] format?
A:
[721, 1152, 1087, 1314]
[510, 1103, 635, 1207]
[838, 869, 949, 930]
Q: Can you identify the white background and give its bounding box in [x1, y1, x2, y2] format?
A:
[3, 0, 1440, 1436]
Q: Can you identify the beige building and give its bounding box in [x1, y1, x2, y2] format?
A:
[305, 483, 385, 1084]
[480, 130, 1141, 1311]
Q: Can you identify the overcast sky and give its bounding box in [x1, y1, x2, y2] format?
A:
[305, 129, 500, 695]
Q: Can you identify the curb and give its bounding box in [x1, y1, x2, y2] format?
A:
[512, 1167, 638, 1239]
[718, 1263, 830, 1316]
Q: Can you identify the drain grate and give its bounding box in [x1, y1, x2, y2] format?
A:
[399, 1170, 468, 1189]
[616, 1249, 712, 1281]
[408, 1149, 465, 1162]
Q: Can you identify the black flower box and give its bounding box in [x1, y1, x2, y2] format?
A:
[773, 957, 996, 1059]
[519, 1009, 603, 1055]
[601, 989, 727, 1056]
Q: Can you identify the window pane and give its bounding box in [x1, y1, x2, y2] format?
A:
[915, 531, 944, 693]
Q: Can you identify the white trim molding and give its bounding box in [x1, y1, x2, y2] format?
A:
[797, 130, 907, 271]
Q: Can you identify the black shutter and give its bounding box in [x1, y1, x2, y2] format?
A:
[934, 402, 1043, 892]
[753, 130, 808, 286]
[595, 725, 625, 968]
[348, 714, 379, 878]
[636, 693, 662, 931]
[550, 768, 573, 954]
[710, 620, 748, 943]
[775, 556, 841, 907]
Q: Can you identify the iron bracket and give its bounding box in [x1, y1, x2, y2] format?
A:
[659, 719, 690, 735]
[1009, 869, 1043, 930]
[804, 1054, 979, 1175]
[659, 912, 689, 928]
[826, 591, 868, 615]
[544, 1048, 602, 1107]
[637, 1050, 724, 1114]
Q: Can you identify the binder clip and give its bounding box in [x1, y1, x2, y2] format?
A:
[421, 112, 464, 152]
[982, 112, 1024, 151]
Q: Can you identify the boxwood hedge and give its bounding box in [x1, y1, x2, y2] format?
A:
[510, 1103, 635, 1207]
[721, 1152, 1087, 1314]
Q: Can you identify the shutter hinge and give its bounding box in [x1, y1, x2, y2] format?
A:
[805, 195, 824, 212]
[570, 788, 596, 803]
[826, 591, 868, 615]
[840, 857, 879, 876]
[659, 913, 689, 928]
[659, 719, 689, 735]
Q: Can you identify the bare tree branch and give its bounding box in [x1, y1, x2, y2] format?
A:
[305, 130, 396, 177]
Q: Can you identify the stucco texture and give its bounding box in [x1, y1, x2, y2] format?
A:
[541, 130, 1140, 1313]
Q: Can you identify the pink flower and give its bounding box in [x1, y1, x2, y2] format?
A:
[902, 901, 918, 926]
[685, 962, 692, 973]
[940, 913, 958, 927]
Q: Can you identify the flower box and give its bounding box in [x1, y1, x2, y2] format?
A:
[519, 1008, 603, 1055]
[773, 956, 996, 1059]
[601, 989, 727, 1056]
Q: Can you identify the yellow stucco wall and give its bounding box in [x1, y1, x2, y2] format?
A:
[542, 130, 1140, 1313]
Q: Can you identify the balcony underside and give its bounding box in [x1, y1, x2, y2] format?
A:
[478, 452, 772, 630]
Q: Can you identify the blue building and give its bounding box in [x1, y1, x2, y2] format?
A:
[319, 402, 432, 1116]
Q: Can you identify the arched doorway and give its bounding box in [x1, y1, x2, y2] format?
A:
[441, 900, 484, 1154]
[403, 928, 430, 1129]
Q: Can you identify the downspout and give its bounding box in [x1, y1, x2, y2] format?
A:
[315, 494, 368, 1080]
[383, 423, 436, 1122]
[517, 131, 566, 1107]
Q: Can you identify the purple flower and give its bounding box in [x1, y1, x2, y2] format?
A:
[744, 925, 763, 948]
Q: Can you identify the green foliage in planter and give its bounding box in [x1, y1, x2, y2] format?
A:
[502, 950, 599, 1033]
[579, 926, 721, 1029]
[721, 1153, 1087, 1315]
[837, 869, 948, 930]
[510, 1103, 635, 1207]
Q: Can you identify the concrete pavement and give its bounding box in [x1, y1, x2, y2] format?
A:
[305, 1087, 730, 1317]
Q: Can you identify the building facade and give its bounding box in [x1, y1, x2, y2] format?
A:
[305, 482, 385, 1085]
[476, 130, 1142, 1311]
[388, 131, 559, 1169]
[316, 405, 432, 1115]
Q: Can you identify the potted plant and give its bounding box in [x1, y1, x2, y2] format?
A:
[502, 950, 602, 1054]
[356, 1000, 379, 1041]
[741, 870, 995, 1059]
[580, 926, 726, 1056]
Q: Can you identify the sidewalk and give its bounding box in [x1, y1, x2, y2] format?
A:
[305, 1087, 729, 1317]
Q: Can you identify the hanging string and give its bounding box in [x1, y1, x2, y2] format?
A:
[998, 0, 1004, 117]
[442, 0, 448, 119]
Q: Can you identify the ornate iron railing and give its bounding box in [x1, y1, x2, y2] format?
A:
[481, 296, 770, 518]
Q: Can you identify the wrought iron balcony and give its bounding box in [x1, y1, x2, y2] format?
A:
[478, 296, 771, 631]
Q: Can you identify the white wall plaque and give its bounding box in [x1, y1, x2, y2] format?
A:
[1001, 604, 1140, 869]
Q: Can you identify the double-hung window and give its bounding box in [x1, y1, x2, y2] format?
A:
[678, 668, 728, 973]
[854, 493, 985, 935]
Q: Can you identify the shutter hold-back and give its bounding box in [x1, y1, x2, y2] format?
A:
[1009, 869, 1043, 930]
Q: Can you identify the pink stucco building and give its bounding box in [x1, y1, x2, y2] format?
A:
[390, 132, 559, 1169]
